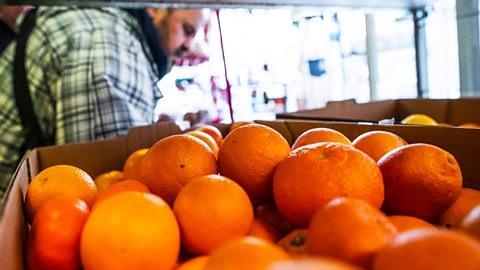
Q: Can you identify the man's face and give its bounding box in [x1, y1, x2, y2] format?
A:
[0, 6, 31, 31]
[149, 9, 210, 58]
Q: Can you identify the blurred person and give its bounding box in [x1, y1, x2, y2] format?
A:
[0, 5, 30, 53]
[0, 7, 210, 199]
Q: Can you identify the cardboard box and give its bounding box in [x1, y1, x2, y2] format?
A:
[1, 119, 480, 269]
[277, 98, 480, 126]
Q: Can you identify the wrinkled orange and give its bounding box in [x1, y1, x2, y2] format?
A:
[273, 142, 384, 227]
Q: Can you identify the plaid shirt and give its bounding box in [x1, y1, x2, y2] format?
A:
[0, 7, 164, 200]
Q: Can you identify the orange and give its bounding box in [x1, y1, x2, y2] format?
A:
[308, 197, 397, 268]
[273, 142, 384, 227]
[26, 198, 90, 270]
[173, 174, 254, 255]
[175, 256, 209, 270]
[378, 143, 463, 221]
[352, 130, 408, 162]
[255, 203, 294, 236]
[459, 123, 480, 128]
[93, 179, 150, 209]
[229, 121, 254, 132]
[185, 130, 219, 159]
[123, 148, 149, 181]
[291, 127, 352, 150]
[436, 188, 480, 228]
[388, 215, 436, 233]
[249, 218, 282, 243]
[196, 125, 224, 148]
[267, 257, 363, 270]
[277, 229, 309, 256]
[218, 123, 291, 203]
[139, 134, 218, 204]
[372, 229, 480, 270]
[93, 170, 124, 194]
[25, 165, 97, 223]
[80, 191, 180, 270]
[459, 204, 480, 240]
[203, 236, 290, 270]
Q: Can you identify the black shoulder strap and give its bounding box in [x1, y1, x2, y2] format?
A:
[14, 9, 50, 152]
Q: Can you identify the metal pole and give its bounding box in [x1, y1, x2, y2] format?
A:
[413, 8, 429, 98]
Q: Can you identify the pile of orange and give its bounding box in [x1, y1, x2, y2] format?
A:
[23, 123, 480, 270]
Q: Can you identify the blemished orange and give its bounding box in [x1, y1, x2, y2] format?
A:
[291, 127, 352, 150]
[25, 165, 97, 223]
[378, 143, 463, 221]
[185, 130, 219, 159]
[139, 134, 218, 204]
[436, 188, 480, 228]
[352, 130, 408, 162]
[249, 218, 282, 243]
[372, 229, 480, 270]
[273, 142, 384, 228]
[123, 148, 149, 181]
[229, 121, 254, 132]
[308, 198, 397, 268]
[218, 123, 291, 204]
[173, 174, 254, 255]
[80, 191, 180, 270]
[203, 236, 290, 270]
[459, 204, 480, 240]
[267, 257, 363, 270]
[255, 203, 294, 237]
[388, 215, 436, 233]
[93, 179, 150, 209]
[175, 256, 209, 270]
[93, 170, 124, 194]
[277, 229, 309, 256]
[196, 125, 224, 148]
[26, 198, 90, 270]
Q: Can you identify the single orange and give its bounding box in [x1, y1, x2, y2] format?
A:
[388, 215, 436, 233]
[249, 218, 282, 243]
[173, 174, 254, 255]
[255, 203, 294, 237]
[273, 142, 384, 228]
[26, 198, 90, 270]
[291, 127, 352, 150]
[378, 143, 463, 221]
[93, 170, 124, 194]
[203, 236, 290, 270]
[372, 229, 480, 270]
[459, 204, 480, 240]
[218, 123, 291, 204]
[352, 130, 408, 162]
[267, 257, 363, 270]
[139, 134, 218, 204]
[459, 123, 480, 128]
[196, 125, 224, 148]
[92, 179, 150, 209]
[185, 130, 219, 159]
[175, 256, 209, 270]
[25, 165, 97, 223]
[81, 191, 180, 270]
[229, 121, 254, 133]
[123, 148, 149, 181]
[308, 197, 397, 268]
[436, 188, 480, 228]
[277, 229, 309, 256]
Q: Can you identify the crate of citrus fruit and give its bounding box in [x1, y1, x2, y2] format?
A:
[1, 119, 480, 270]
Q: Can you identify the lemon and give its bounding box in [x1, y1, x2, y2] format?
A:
[401, 114, 438, 126]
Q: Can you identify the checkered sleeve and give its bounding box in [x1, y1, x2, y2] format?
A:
[55, 25, 160, 144]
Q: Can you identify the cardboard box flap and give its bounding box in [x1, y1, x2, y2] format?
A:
[448, 99, 480, 125]
[395, 99, 449, 123]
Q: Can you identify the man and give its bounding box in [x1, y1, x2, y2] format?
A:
[0, 7, 210, 199]
[0, 6, 30, 53]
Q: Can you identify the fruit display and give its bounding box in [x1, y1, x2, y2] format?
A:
[15, 122, 480, 269]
